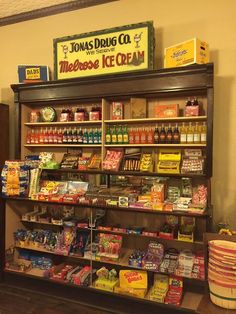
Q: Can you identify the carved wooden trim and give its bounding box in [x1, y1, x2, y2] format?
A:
[0, 0, 117, 27]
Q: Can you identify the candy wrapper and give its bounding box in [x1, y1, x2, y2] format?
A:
[103, 150, 123, 171]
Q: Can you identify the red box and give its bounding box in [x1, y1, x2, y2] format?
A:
[155, 104, 179, 118]
[185, 105, 199, 117]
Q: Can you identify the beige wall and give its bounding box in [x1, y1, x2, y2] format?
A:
[0, 0, 235, 228]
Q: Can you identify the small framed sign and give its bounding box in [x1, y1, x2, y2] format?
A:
[53, 21, 154, 80]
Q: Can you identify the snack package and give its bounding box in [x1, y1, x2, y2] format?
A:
[102, 150, 123, 171]
[60, 153, 81, 169]
[87, 154, 101, 169]
[140, 153, 153, 172]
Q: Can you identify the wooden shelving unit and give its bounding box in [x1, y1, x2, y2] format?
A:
[2, 63, 214, 313]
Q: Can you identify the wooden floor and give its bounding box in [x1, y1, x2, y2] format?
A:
[0, 285, 113, 314]
[0, 284, 236, 314]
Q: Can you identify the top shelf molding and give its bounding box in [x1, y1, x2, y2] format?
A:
[11, 63, 214, 104]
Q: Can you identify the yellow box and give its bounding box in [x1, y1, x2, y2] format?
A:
[158, 149, 181, 161]
[164, 38, 209, 68]
[94, 278, 118, 292]
[119, 270, 147, 289]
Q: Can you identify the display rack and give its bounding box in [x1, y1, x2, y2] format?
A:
[2, 63, 214, 313]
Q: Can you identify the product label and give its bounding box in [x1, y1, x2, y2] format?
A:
[194, 134, 200, 143]
[180, 134, 187, 143]
[117, 134, 123, 143]
[112, 135, 117, 143]
[123, 134, 129, 143]
[187, 134, 193, 143]
[200, 134, 206, 142]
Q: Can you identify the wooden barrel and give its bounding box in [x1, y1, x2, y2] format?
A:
[208, 240, 236, 309]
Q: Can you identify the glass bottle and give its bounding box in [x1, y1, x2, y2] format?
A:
[123, 125, 129, 144]
[39, 127, 44, 144]
[44, 128, 49, 144]
[166, 124, 173, 144]
[140, 127, 147, 144]
[193, 122, 200, 143]
[180, 122, 187, 143]
[105, 126, 111, 144]
[159, 124, 166, 144]
[134, 128, 140, 144]
[187, 122, 194, 144]
[88, 128, 94, 144]
[154, 125, 159, 144]
[111, 126, 117, 144]
[72, 127, 77, 143]
[147, 127, 154, 144]
[93, 128, 99, 144]
[48, 127, 53, 144]
[200, 122, 207, 143]
[26, 129, 31, 144]
[78, 127, 83, 144]
[83, 128, 89, 144]
[62, 127, 67, 143]
[173, 124, 180, 144]
[67, 127, 72, 144]
[117, 125, 123, 144]
[129, 128, 134, 144]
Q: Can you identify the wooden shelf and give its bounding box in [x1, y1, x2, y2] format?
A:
[20, 221, 204, 245]
[41, 168, 206, 178]
[13, 245, 205, 282]
[105, 143, 206, 147]
[25, 121, 102, 126]
[4, 196, 210, 218]
[24, 144, 102, 147]
[4, 269, 204, 312]
[104, 116, 207, 124]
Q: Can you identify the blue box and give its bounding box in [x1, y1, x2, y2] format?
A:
[18, 65, 50, 83]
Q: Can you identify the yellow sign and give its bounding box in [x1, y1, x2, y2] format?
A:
[25, 67, 40, 80]
[54, 21, 154, 80]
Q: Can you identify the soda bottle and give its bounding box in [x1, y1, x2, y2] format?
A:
[117, 125, 123, 144]
[166, 124, 173, 144]
[129, 128, 134, 144]
[72, 127, 77, 143]
[67, 127, 72, 144]
[83, 128, 89, 144]
[159, 124, 166, 143]
[93, 128, 99, 144]
[154, 125, 159, 144]
[147, 127, 154, 144]
[187, 122, 194, 144]
[105, 126, 111, 144]
[88, 128, 94, 144]
[200, 122, 207, 143]
[78, 128, 83, 144]
[193, 122, 200, 143]
[123, 125, 129, 144]
[140, 127, 147, 144]
[173, 124, 180, 144]
[180, 123, 187, 143]
[111, 126, 117, 144]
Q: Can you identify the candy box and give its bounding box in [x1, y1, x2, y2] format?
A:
[164, 38, 209, 68]
[103, 149, 123, 171]
[112, 102, 123, 120]
[142, 242, 164, 271]
[119, 270, 147, 289]
[178, 217, 195, 242]
[155, 104, 179, 118]
[130, 98, 147, 119]
[95, 277, 118, 292]
[149, 274, 169, 303]
[140, 153, 153, 172]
